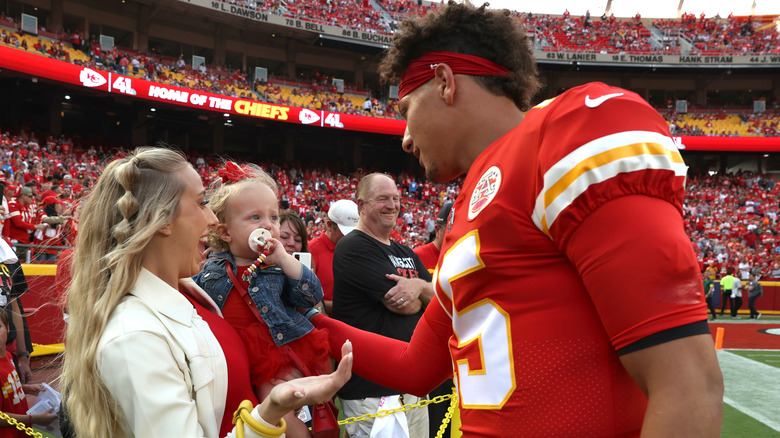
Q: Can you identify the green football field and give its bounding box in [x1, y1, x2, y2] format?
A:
[720, 348, 780, 437]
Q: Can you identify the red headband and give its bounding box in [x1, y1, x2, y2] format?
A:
[398, 51, 511, 100]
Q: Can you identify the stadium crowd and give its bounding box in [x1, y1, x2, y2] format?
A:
[686, 171, 780, 280]
[4, 124, 780, 285]
[664, 110, 780, 137]
[526, 12, 656, 54]
[375, 0, 436, 21]
[2, 8, 780, 124]
[202, 2, 780, 56]
[9, 27, 780, 127]
[0, 126, 459, 263]
[2, 4, 780, 271]
[283, 0, 395, 35]
[653, 13, 780, 56]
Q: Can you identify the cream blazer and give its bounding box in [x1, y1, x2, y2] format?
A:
[98, 269, 282, 438]
[98, 268, 229, 438]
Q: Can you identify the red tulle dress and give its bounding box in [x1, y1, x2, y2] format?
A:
[221, 265, 330, 388]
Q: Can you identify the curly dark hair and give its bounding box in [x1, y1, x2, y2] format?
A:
[379, 1, 542, 111]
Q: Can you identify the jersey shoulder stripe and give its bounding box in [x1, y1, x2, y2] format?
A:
[532, 130, 686, 237]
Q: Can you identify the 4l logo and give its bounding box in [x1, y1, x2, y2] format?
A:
[468, 165, 501, 220]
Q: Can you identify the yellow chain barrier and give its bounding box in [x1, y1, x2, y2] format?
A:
[338, 389, 457, 438]
[0, 411, 44, 438]
[434, 389, 457, 438]
[2, 390, 457, 438]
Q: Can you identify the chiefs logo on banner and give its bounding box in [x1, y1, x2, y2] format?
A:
[79, 68, 107, 87]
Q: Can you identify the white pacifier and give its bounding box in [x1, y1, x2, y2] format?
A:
[248, 228, 272, 253]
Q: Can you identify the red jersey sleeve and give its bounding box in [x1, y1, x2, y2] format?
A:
[531, 82, 687, 249]
[566, 195, 707, 351]
[313, 297, 453, 396]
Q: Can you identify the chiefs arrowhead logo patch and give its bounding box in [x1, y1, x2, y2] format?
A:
[468, 166, 501, 221]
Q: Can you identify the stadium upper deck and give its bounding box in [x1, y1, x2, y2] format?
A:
[0, 0, 777, 164]
[201, 0, 780, 64]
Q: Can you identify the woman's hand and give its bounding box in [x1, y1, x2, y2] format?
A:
[258, 340, 353, 424]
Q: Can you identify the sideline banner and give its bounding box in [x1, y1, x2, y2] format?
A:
[3, 45, 780, 150]
[0, 45, 406, 135]
[675, 135, 780, 152]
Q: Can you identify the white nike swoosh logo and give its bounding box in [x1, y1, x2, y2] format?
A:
[585, 92, 624, 108]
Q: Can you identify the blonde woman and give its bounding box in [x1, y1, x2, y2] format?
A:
[61, 148, 352, 438]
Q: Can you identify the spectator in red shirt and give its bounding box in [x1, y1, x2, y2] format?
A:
[309, 199, 358, 314]
[2, 186, 45, 261]
[33, 196, 70, 263]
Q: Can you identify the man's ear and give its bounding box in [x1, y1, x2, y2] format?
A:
[216, 223, 232, 243]
[434, 63, 456, 105]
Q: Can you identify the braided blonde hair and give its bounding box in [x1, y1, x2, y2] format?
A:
[206, 162, 278, 252]
[61, 147, 190, 437]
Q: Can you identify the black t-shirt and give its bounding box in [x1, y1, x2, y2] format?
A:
[333, 230, 432, 399]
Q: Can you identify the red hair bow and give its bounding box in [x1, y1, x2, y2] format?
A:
[218, 162, 250, 184]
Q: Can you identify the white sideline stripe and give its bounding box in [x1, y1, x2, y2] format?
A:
[717, 350, 780, 431]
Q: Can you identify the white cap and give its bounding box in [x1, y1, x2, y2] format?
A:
[328, 199, 359, 236]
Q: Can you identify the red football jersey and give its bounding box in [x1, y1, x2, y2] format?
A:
[431, 83, 706, 436]
[0, 352, 28, 438]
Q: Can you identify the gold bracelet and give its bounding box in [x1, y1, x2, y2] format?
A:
[233, 400, 287, 438]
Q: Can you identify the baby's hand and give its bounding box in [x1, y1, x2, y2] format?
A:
[262, 237, 289, 266]
[263, 237, 304, 279]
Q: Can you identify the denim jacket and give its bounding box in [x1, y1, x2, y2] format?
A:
[193, 251, 323, 346]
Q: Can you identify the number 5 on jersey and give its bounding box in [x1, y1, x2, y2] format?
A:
[437, 230, 516, 409]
